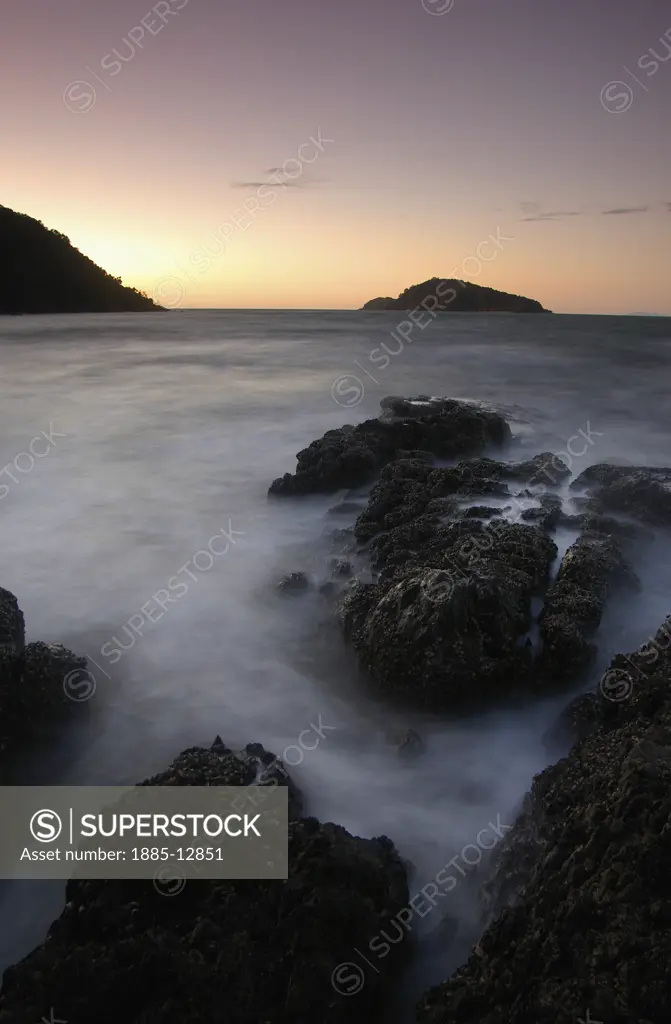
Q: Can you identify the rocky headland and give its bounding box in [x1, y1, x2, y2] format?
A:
[362, 279, 549, 313]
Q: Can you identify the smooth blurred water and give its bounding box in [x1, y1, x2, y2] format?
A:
[1, 310, 670, 1011]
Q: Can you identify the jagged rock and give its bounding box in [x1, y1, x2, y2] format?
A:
[0, 743, 409, 1024]
[353, 453, 569, 546]
[572, 463, 671, 525]
[344, 557, 543, 711]
[268, 398, 511, 496]
[547, 615, 671, 750]
[329, 559, 353, 578]
[520, 494, 563, 531]
[559, 510, 650, 543]
[0, 634, 87, 759]
[276, 571, 310, 594]
[538, 535, 639, 682]
[416, 649, 671, 1024]
[0, 588, 24, 652]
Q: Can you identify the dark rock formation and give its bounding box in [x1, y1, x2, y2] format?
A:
[0, 588, 24, 651]
[537, 534, 639, 683]
[0, 587, 87, 761]
[269, 398, 511, 497]
[547, 614, 671, 751]
[416, 634, 671, 1024]
[0, 204, 163, 314]
[342, 519, 557, 711]
[572, 463, 671, 526]
[361, 278, 550, 313]
[0, 740, 409, 1024]
[277, 571, 311, 594]
[353, 451, 569, 546]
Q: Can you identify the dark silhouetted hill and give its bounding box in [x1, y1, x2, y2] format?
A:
[362, 278, 549, 313]
[0, 205, 163, 314]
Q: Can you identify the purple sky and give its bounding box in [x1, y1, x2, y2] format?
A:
[2, 0, 670, 310]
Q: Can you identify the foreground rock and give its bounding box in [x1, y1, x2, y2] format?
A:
[417, 631, 671, 1023]
[0, 588, 87, 762]
[269, 397, 511, 496]
[0, 740, 409, 1024]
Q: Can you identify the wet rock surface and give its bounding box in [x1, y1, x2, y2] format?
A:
[0, 740, 409, 1024]
[416, 635, 671, 1024]
[268, 397, 511, 496]
[538, 534, 639, 683]
[572, 463, 671, 525]
[0, 588, 87, 762]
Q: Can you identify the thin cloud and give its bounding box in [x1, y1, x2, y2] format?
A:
[521, 210, 582, 222]
[602, 206, 649, 215]
[231, 180, 303, 189]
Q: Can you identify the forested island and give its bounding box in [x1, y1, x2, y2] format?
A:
[0, 205, 163, 314]
[362, 277, 549, 313]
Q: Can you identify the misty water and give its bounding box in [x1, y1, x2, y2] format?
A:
[1, 310, 670, 1014]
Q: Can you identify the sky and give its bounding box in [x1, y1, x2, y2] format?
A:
[2, 0, 670, 312]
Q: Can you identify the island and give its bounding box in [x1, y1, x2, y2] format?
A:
[0, 204, 163, 314]
[362, 277, 550, 313]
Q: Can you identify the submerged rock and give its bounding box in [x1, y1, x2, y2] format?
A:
[0, 742, 409, 1024]
[269, 397, 511, 496]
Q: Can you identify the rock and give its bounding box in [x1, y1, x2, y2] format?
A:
[547, 615, 671, 749]
[456, 505, 504, 520]
[572, 463, 671, 525]
[0, 743, 409, 1024]
[0, 636, 88, 760]
[520, 494, 563, 531]
[353, 453, 569, 547]
[538, 535, 639, 683]
[0, 588, 24, 653]
[416, 651, 671, 1024]
[344, 557, 542, 711]
[268, 397, 511, 496]
[559, 511, 650, 544]
[328, 559, 353, 578]
[388, 728, 424, 758]
[276, 571, 310, 594]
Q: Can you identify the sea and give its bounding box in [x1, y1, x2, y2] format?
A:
[1, 310, 670, 1015]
